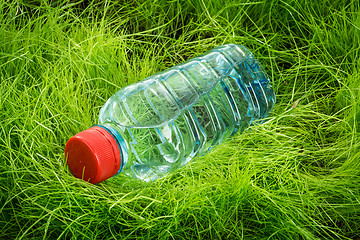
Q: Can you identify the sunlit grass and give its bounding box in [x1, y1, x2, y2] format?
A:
[0, 0, 359, 239]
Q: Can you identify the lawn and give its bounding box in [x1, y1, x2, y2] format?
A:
[1, 0, 360, 239]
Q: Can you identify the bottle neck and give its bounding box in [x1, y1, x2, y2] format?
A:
[93, 124, 128, 175]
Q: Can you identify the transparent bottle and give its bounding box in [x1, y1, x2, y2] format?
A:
[65, 44, 276, 183]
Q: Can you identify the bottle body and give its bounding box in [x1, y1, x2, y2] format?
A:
[98, 44, 275, 181]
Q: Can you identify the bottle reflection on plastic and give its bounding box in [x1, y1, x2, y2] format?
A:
[65, 44, 276, 183]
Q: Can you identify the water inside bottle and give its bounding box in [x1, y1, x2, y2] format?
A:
[98, 44, 275, 181]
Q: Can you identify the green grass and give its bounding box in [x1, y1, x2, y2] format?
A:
[1, 0, 360, 239]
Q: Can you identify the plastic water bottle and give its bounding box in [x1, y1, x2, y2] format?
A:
[65, 44, 276, 183]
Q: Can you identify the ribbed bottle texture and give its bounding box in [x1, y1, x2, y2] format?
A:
[98, 44, 275, 181]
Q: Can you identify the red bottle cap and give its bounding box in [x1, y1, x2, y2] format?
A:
[65, 126, 122, 184]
